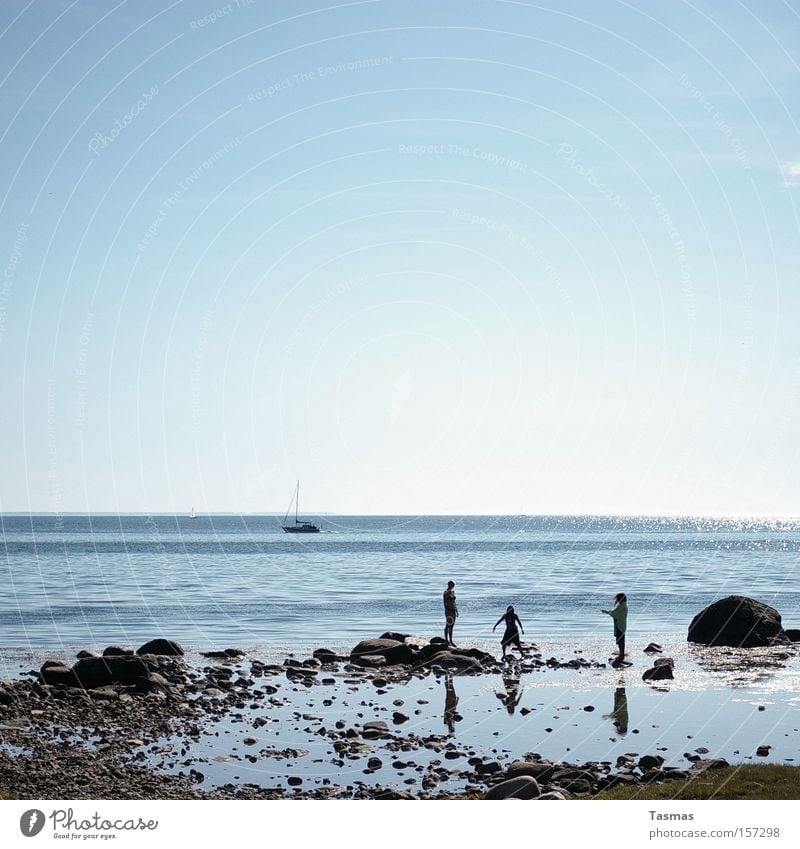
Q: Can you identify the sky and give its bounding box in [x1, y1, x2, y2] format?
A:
[1, 0, 799, 516]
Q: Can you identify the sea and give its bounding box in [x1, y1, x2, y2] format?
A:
[1, 513, 799, 657]
[4, 513, 800, 776]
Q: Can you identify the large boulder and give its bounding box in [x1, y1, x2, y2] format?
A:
[688, 596, 788, 647]
[350, 639, 414, 665]
[504, 760, 557, 782]
[485, 776, 541, 800]
[72, 656, 151, 689]
[137, 639, 184, 656]
[39, 664, 80, 687]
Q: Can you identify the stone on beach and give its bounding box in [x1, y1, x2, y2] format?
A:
[350, 638, 415, 666]
[102, 646, 134, 656]
[485, 776, 541, 799]
[504, 760, 557, 782]
[642, 658, 674, 681]
[643, 643, 663, 654]
[137, 639, 185, 656]
[688, 596, 788, 647]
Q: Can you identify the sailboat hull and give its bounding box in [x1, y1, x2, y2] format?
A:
[282, 524, 320, 533]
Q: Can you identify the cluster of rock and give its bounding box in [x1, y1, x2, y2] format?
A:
[345, 634, 606, 674]
[688, 596, 800, 648]
[38, 639, 185, 694]
[482, 753, 731, 800]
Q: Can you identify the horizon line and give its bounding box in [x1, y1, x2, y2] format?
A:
[1, 511, 799, 519]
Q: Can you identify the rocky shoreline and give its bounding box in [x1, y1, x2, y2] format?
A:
[3, 628, 793, 801]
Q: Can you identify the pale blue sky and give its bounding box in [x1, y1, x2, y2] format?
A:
[1, 0, 799, 515]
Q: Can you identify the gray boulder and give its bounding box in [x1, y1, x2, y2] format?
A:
[485, 776, 541, 800]
[688, 596, 788, 647]
[350, 638, 415, 665]
[137, 639, 184, 656]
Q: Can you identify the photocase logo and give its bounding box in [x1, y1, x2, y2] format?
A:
[19, 810, 46, 837]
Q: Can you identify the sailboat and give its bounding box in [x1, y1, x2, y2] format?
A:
[282, 481, 320, 533]
[189, 506, 197, 519]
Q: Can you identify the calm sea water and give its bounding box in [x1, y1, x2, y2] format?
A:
[1, 514, 799, 653]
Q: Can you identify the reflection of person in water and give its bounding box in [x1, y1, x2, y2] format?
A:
[603, 684, 629, 735]
[496, 672, 523, 715]
[443, 674, 458, 734]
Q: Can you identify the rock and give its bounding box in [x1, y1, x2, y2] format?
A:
[643, 659, 674, 681]
[380, 632, 410, 642]
[363, 720, 389, 732]
[662, 769, 690, 781]
[452, 647, 495, 664]
[691, 758, 730, 771]
[427, 652, 483, 671]
[583, 705, 595, 712]
[39, 665, 79, 687]
[643, 643, 663, 654]
[485, 776, 541, 800]
[350, 654, 387, 668]
[537, 791, 566, 800]
[374, 788, 417, 799]
[415, 644, 450, 664]
[688, 596, 788, 647]
[312, 648, 339, 663]
[72, 656, 151, 689]
[367, 757, 383, 769]
[392, 712, 410, 724]
[475, 760, 502, 776]
[76, 650, 101, 659]
[639, 755, 665, 772]
[640, 769, 667, 784]
[504, 760, 557, 782]
[137, 639, 184, 656]
[756, 745, 771, 756]
[783, 629, 800, 642]
[102, 646, 134, 656]
[350, 639, 414, 666]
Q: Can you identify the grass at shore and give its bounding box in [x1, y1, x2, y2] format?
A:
[592, 765, 800, 801]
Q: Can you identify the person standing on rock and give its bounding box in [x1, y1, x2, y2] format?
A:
[602, 592, 628, 667]
[492, 605, 524, 659]
[443, 580, 458, 645]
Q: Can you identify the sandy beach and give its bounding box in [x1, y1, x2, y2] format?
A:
[2, 633, 799, 800]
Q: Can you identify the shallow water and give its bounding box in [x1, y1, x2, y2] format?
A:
[143, 645, 800, 794]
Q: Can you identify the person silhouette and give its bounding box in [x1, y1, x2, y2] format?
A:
[492, 605, 524, 659]
[443, 580, 458, 645]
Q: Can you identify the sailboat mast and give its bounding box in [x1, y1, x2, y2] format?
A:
[296, 480, 300, 524]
